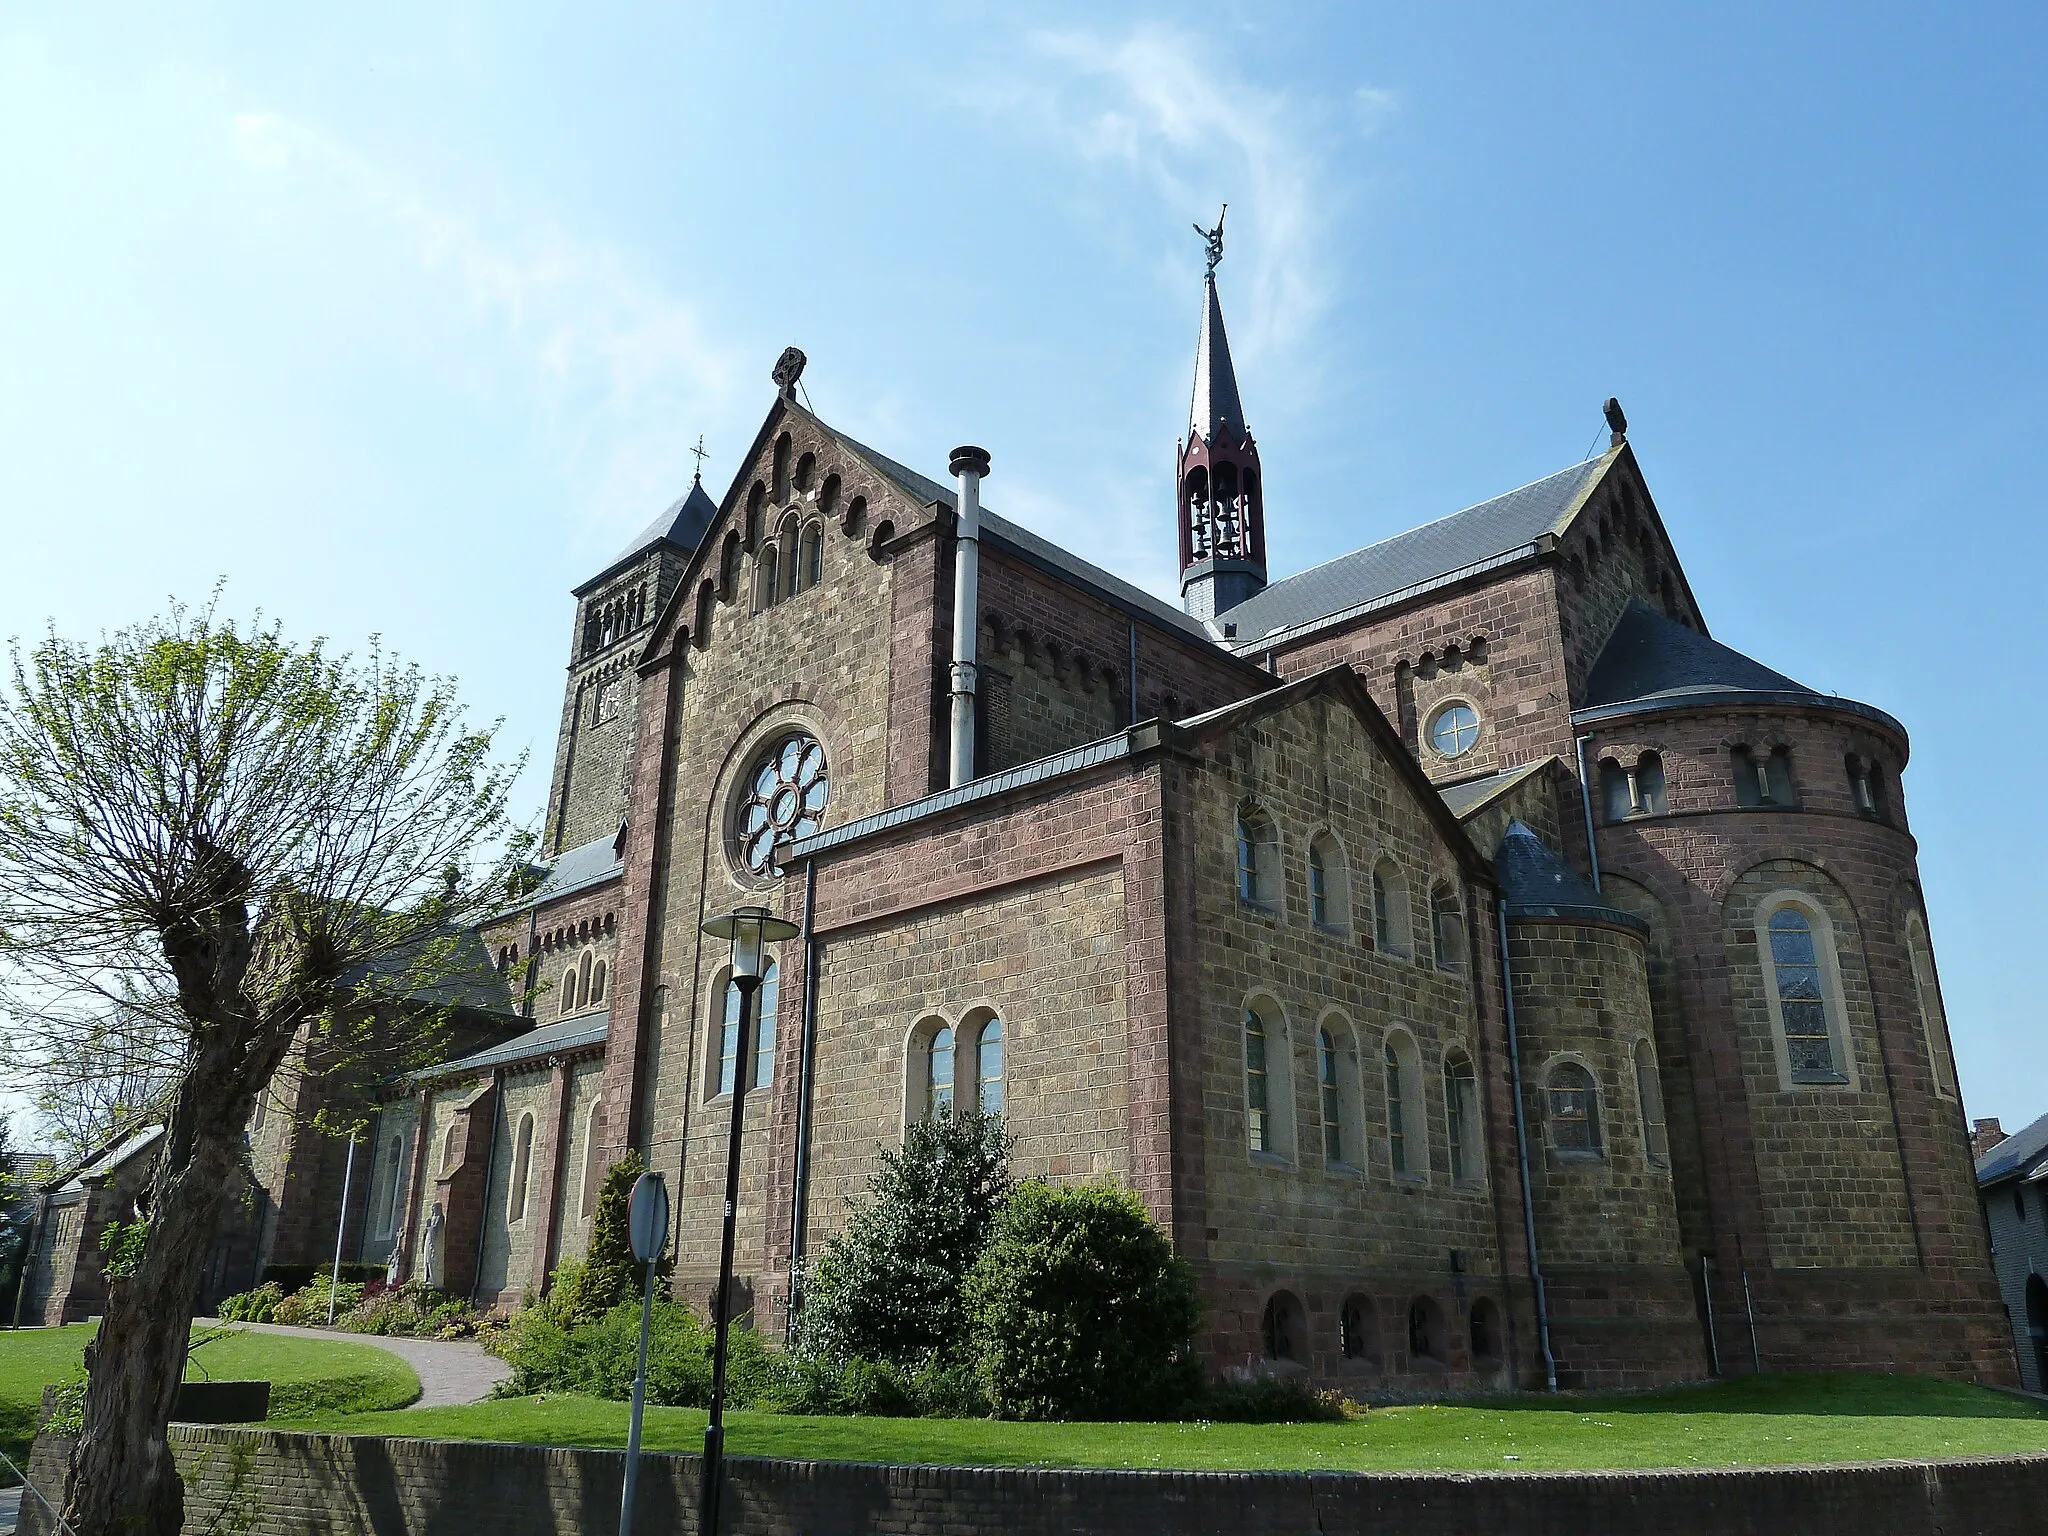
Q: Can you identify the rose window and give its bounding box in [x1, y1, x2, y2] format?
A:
[737, 734, 829, 875]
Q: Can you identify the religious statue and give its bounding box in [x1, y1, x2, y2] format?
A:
[1193, 204, 1227, 279]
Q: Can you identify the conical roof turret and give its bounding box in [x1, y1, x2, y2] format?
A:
[1190, 273, 1247, 443]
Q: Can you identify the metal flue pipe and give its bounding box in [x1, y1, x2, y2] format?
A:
[947, 445, 990, 789]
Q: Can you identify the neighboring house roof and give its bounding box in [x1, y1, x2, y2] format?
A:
[1216, 452, 1616, 647]
[432, 1012, 609, 1078]
[575, 475, 719, 597]
[1437, 759, 1554, 821]
[339, 918, 518, 1018]
[1494, 820, 1647, 935]
[1575, 598, 1906, 735]
[37, 1123, 165, 1194]
[1977, 1109, 2048, 1189]
[493, 832, 625, 922]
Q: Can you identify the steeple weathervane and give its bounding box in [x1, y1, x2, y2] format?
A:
[689, 433, 708, 484]
[1194, 204, 1227, 280]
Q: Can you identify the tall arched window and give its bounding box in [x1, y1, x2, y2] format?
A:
[441, 1121, 460, 1174]
[1245, 1008, 1273, 1154]
[1764, 904, 1841, 1083]
[778, 513, 801, 601]
[1636, 751, 1667, 814]
[1236, 806, 1276, 907]
[1600, 759, 1633, 822]
[755, 546, 779, 611]
[1444, 1051, 1480, 1183]
[1308, 833, 1348, 931]
[1385, 1032, 1425, 1177]
[589, 960, 607, 1006]
[800, 524, 824, 592]
[753, 960, 778, 1091]
[376, 1134, 406, 1238]
[1633, 1039, 1670, 1165]
[508, 1112, 536, 1223]
[928, 1026, 955, 1120]
[1904, 914, 1957, 1099]
[1372, 858, 1408, 956]
[579, 1103, 607, 1221]
[1546, 1061, 1603, 1156]
[695, 580, 716, 648]
[716, 979, 742, 1097]
[1308, 841, 1329, 925]
[1431, 885, 1466, 972]
[720, 530, 743, 599]
[976, 1017, 1004, 1116]
[1318, 1028, 1344, 1164]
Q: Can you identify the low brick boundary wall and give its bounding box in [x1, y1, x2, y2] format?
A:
[20, 1423, 2048, 1535]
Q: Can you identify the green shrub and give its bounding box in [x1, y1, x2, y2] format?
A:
[340, 1281, 480, 1338]
[964, 1180, 1202, 1421]
[497, 1297, 786, 1409]
[1196, 1377, 1351, 1423]
[799, 1111, 1010, 1369]
[273, 1276, 365, 1327]
[768, 1354, 989, 1418]
[216, 1282, 284, 1323]
[558, 1152, 645, 1325]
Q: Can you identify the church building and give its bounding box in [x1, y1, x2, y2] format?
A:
[208, 243, 2017, 1392]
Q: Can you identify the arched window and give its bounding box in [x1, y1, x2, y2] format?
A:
[976, 1017, 1004, 1116]
[560, 967, 579, 1017]
[1371, 858, 1408, 956]
[1904, 914, 1957, 1099]
[589, 960, 607, 1006]
[1407, 1295, 1445, 1363]
[1385, 1031, 1425, 1177]
[1245, 1007, 1273, 1155]
[720, 529, 743, 599]
[1308, 833, 1348, 931]
[579, 1102, 607, 1221]
[1765, 745, 1797, 804]
[1444, 1050, 1480, 1183]
[1636, 752, 1667, 814]
[441, 1121, 460, 1174]
[1235, 805, 1277, 908]
[771, 433, 792, 502]
[819, 472, 841, 519]
[1261, 1291, 1306, 1363]
[1600, 759, 1633, 822]
[868, 518, 894, 559]
[1318, 1028, 1344, 1165]
[778, 513, 801, 600]
[800, 523, 824, 591]
[755, 546, 779, 611]
[376, 1134, 406, 1238]
[1736, 744, 1797, 806]
[928, 1026, 955, 1120]
[844, 494, 867, 537]
[1633, 1038, 1669, 1165]
[1431, 884, 1466, 972]
[715, 979, 742, 1097]
[1763, 903, 1843, 1083]
[753, 960, 778, 1091]
[508, 1112, 536, 1223]
[695, 580, 716, 648]
[793, 450, 815, 494]
[1546, 1060, 1603, 1156]
[1340, 1294, 1378, 1365]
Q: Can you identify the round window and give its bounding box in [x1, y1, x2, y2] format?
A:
[1428, 702, 1480, 758]
[736, 734, 829, 875]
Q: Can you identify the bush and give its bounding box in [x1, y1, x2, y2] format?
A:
[799, 1111, 1010, 1369]
[340, 1280, 481, 1338]
[557, 1151, 645, 1326]
[216, 1282, 284, 1323]
[964, 1180, 1202, 1421]
[261, 1262, 384, 1294]
[1196, 1377, 1351, 1423]
[273, 1275, 365, 1326]
[770, 1354, 990, 1418]
[497, 1297, 786, 1409]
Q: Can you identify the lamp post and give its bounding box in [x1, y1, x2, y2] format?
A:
[698, 904, 800, 1536]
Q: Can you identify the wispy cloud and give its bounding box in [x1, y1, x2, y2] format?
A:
[229, 111, 738, 540]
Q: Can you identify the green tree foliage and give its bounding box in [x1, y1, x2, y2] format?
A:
[0, 599, 523, 1536]
[557, 1150, 645, 1325]
[799, 1111, 1011, 1369]
[964, 1180, 1202, 1421]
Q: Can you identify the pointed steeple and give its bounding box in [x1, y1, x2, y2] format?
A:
[1176, 211, 1266, 625]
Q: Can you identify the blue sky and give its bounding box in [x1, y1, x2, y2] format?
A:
[3, 4, 2045, 1131]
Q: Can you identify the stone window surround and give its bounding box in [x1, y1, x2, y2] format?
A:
[506, 1111, 537, 1226]
[577, 1100, 606, 1223]
[901, 1003, 1005, 1136]
[702, 960, 781, 1105]
[1424, 695, 1483, 762]
[1384, 1025, 1429, 1181]
[1539, 1051, 1606, 1161]
[1632, 1034, 1672, 1168]
[1242, 990, 1296, 1166]
[1440, 1043, 1484, 1188]
[1751, 889, 1861, 1094]
[1312, 1008, 1365, 1174]
[1305, 826, 1352, 935]
[719, 706, 839, 890]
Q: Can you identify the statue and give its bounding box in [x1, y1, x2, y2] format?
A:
[1193, 204, 1227, 279]
[420, 1202, 446, 1290]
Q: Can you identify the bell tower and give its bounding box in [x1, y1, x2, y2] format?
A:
[1178, 207, 1266, 623]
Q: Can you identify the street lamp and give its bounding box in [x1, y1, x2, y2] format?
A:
[698, 904, 800, 1536]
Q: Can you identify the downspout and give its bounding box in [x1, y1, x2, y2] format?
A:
[468, 1068, 504, 1306]
[787, 856, 821, 1341]
[947, 446, 990, 789]
[1574, 732, 1602, 891]
[1497, 898, 1558, 1391]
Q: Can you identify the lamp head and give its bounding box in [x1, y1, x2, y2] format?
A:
[701, 904, 801, 980]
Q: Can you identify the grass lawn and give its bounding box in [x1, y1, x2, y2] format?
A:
[0, 1323, 420, 1481]
[279, 1372, 2048, 1474]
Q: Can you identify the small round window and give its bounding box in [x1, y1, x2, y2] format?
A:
[736, 734, 829, 875]
[1428, 702, 1480, 758]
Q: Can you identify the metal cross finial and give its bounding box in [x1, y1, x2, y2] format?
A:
[1194, 204, 1227, 279]
[689, 434, 708, 481]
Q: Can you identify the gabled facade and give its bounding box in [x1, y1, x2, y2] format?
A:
[229, 261, 2009, 1394]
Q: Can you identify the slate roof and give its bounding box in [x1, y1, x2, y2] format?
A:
[1977, 1109, 2048, 1188]
[494, 833, 625, 920]
[575, 475, 719, 596]
[1495, 820, 1646, 933]
[434, 1012, 609, 1078]
[836, 429, 1226, 647]
[1582, 599, 1815, 711]
[1217, 452, 1616, 647]
[1437, 760, 1553, 821]
[1190, 275, 1246, 441]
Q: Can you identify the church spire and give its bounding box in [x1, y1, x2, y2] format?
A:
[1177, 207, 1267, 624]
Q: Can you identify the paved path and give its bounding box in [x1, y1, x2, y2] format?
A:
[0, 1485, 20, 1535]
[196, 1319, 511, 1409]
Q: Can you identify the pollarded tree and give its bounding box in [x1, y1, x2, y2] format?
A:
[0, 602, 523, 1536]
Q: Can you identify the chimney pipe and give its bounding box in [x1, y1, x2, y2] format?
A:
[947, 445, 990, 789]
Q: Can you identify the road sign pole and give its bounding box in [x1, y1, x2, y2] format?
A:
[619, 1170, 669, 1536]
